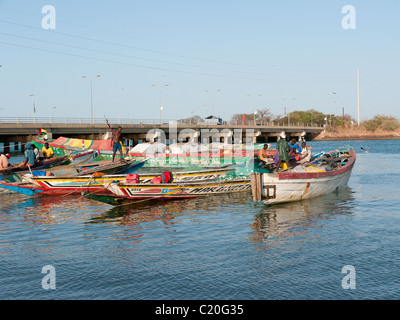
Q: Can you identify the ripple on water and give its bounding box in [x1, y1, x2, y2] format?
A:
[1, 142, 400, 299]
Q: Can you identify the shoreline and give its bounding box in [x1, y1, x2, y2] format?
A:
[313, 135, 400, 141]
[312, 129, 400, 141]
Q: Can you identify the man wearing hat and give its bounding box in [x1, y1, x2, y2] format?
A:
[0, 153, 11, 169]
[276, 132, 290, 170]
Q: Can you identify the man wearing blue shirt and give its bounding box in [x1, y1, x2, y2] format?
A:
[288, 138, 301, 155]
[19, 143, 36, 167]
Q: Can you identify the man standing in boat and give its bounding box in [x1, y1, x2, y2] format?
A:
[106, 120, 127, 162]
[276, 132, 290, 171]
[112, 126, 124, 162]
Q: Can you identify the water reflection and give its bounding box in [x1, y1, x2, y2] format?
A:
[249, 187, 355, 243]
[88, 198, 191, 225]
[88, 191, 253, 225]
[0, 194, 103, 226]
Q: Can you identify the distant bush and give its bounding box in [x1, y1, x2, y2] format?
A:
[363, 115, 399, 132]
[380, 118, 399, 131]
[364, 119, 380, 132]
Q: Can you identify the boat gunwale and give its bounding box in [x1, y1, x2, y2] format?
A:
[119, 178, 251, 189]
[276, 150, 356, 180]
[26, 167, 237, 181]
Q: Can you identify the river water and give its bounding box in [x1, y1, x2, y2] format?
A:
[0, 139, 399, 300]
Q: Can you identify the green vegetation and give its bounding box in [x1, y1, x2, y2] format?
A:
[229, 108, 399, 133]
[275, 109, 330, 126]
[182, 109, 399, 133]
[363, 115, 399, 132]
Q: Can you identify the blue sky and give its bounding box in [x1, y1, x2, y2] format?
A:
[0, 0, 399, 122]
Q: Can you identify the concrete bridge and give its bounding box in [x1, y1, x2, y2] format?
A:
[0, 116, 324, 146]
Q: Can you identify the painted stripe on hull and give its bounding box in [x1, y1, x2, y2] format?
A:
[112, 180, 251, 199]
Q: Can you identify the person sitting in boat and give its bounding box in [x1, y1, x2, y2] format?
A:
[0, 153, 11, 169]
[276, 132, 290, 171]
[31, 144, 40, 162]
[258, 144, 273, 168]
[19, 143, 36, 167]
[298, 142, 312, 164]
[42, 142, 54, 159]
[288, 138, 301, 156]
[253, 153, 263, 169]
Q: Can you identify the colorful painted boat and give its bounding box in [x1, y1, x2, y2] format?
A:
[69, 150, 97, 165]
[0, 181, 45, 196]
[88, 178, 252, 205]
[0, 157, 147, 183]
[33, 137, 276, 166]
[250, 147, 356, 205]
[17, 166, 240, 196]
[0, 156, 69, 175]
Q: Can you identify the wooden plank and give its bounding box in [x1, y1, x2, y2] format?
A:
[250, 173, 262, 202]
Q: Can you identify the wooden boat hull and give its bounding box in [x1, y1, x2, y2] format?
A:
[251, 149, 356, 205]
[0, 182, 45, 196]
[81, 192, 197, 206]
[105, 178, 251, 201]
[20, 167, 238, 196]
[0, 158, 147, 183]
[0, 156, 69, 174]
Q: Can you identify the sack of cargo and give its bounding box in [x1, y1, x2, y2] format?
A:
[126, 173, 140, 183]
[162, 171, 173, 183]
[151, 176, 162, 184]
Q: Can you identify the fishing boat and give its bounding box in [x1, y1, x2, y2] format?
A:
[32, 136, 276, 166]
[0, 157, 147, 183]
[250, 147, 356, 205]
[0, 158, 148, 194]
[5, 166, 239, 196]
[69, 149, 97, 165]
[83, 177, 252, 205]
[0, 156, 69, 175]
[0, 149, 97, 182]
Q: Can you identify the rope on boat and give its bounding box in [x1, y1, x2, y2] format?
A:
[59, 174, 98, 197]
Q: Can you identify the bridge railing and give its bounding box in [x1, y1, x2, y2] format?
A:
[0, 116, 325, 128]
[0, 117, 173, 125]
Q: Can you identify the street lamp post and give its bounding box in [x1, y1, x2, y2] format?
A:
[29, 94, 36, 123]
[152, 84, 169, 124]
[248, 93, 261, 125]
[205, 89, 221, 124]
[51, 106, 56, 123]
[283, 98, 295, 126]
[82, 75, 101, 124]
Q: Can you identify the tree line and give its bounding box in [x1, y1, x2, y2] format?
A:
[178, 108, 399, 132]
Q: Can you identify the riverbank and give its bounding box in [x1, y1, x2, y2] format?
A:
[313, 127, 400, 141]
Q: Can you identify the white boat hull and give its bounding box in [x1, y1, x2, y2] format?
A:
[251, 149, 356, 205]
[260, 168, 352, 204]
